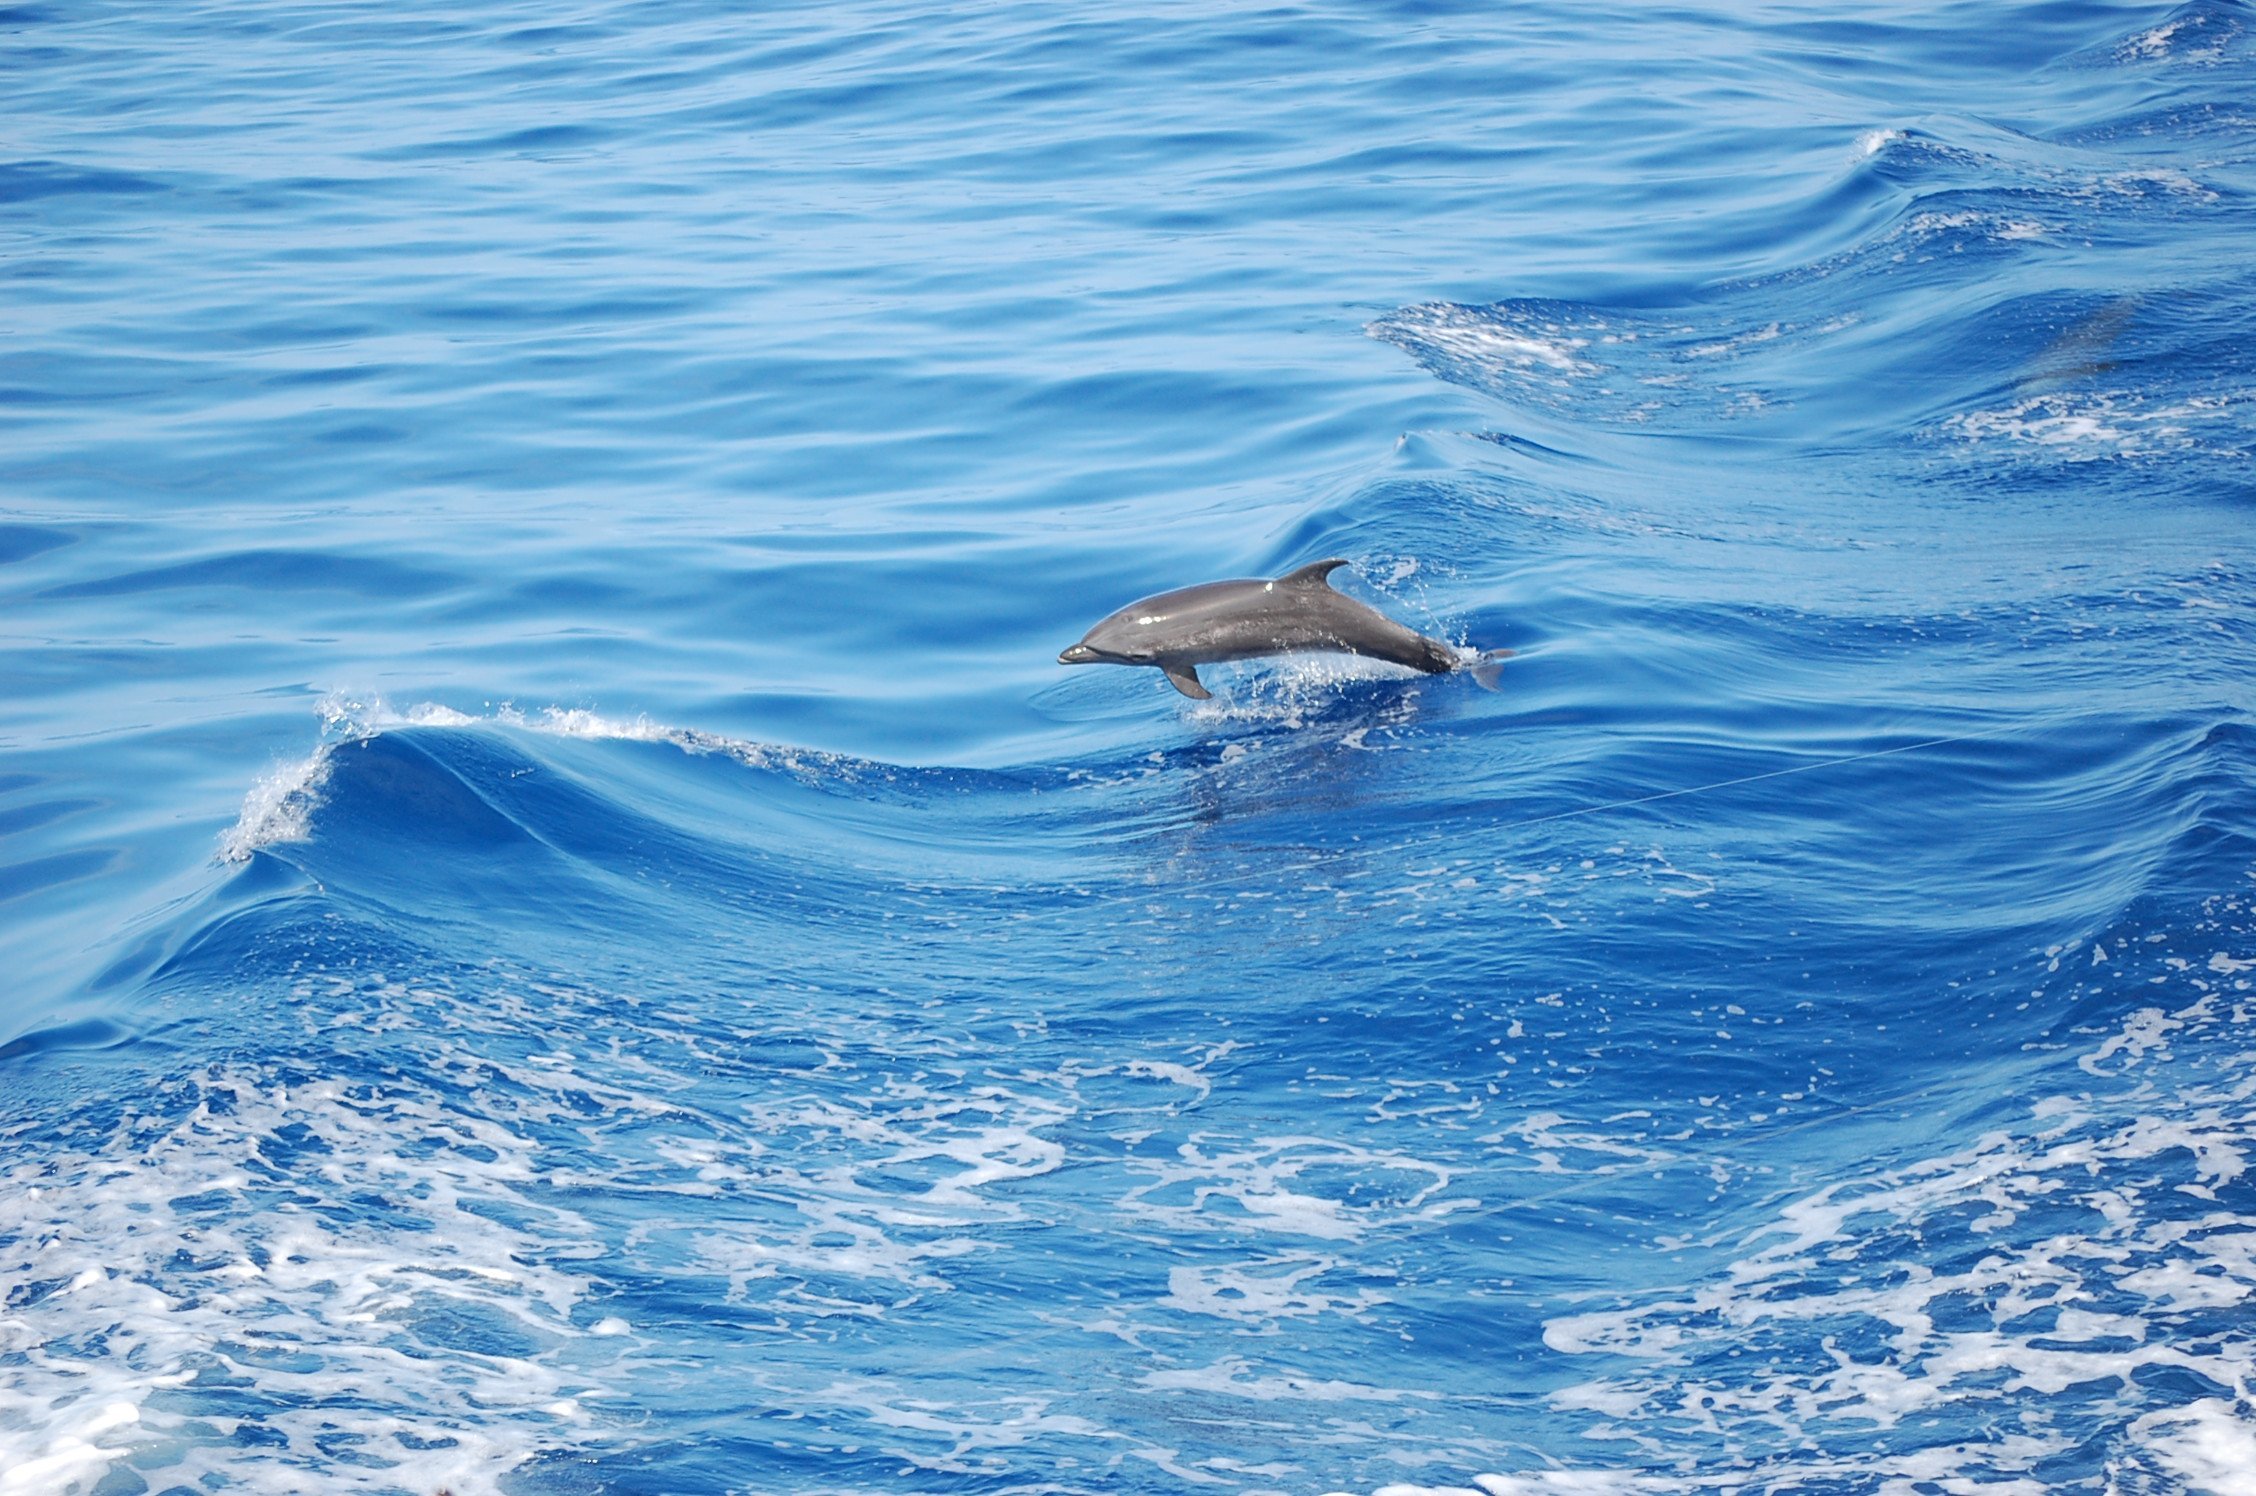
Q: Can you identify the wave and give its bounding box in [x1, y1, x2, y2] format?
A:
[219, 694, 877, 864]
[1369, 86, 2254, 482]
[9, 874, 2250, 1494]
[2078, 0, 2252, 68]
[9, 0, 2255, 1489]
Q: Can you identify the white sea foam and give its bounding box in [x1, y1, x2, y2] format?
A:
[1510, 984, 2256, 1491]
[1370, 303, 1594, 378]
[1892, 207, 2050, 245]
[2127, 17, 2191, 58]
[1945, 390, 2245, 460]
[1162, 1258, 1390, 1321]
[1681, 320, 1784, 359]
[1120, 1134, 1455, 1244]
[167, 700, 2256, 1493]
[1507, 1110, 1672, 1175]
[218, 694, 864, 863]
[2135, 1400, 2256, 1494]
[2081, 1002, 2182, 1074]
[217, 745, 335, 863]
[789, 1379, 1144, 1480]
[1321, 1476, 1659, 1496]
[1370, 299, 1828, 428]
[6, 969, 1162, 1487]
[0, 1060, 621, 1494]
[1178, 654, 1437, 731]
[2119, 9, 2240, 66]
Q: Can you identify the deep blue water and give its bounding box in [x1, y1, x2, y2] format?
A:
[5, 1, 2255, 1492]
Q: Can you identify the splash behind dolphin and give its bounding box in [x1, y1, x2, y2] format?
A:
[1058, 558, 1507, 699]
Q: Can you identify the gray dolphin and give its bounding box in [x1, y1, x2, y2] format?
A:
[2019, 295, 2140, 391]
[1058, 558, 1507, 700]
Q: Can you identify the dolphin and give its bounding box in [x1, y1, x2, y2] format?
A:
[2019, 294, 2140, 391]
[1058, 558, 1507, 699]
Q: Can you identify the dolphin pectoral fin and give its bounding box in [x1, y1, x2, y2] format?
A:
[1276, 558, 1351, 590]
[1469, 649, 1513, 691]
[1162, 664, 1212, 700]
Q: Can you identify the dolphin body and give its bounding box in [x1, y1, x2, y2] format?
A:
[1058, 558, 1506, 699]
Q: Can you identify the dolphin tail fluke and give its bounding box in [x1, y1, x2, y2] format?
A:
[1163, 664, 1212, 700]
[1468, 649, 1512, 691]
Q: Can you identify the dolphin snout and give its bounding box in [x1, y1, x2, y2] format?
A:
[1059, 643, 1099, 665]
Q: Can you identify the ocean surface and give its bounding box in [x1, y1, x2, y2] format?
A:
[4, 1, 2254, 1492]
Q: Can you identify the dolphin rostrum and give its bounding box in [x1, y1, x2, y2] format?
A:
[1058, 558, 1507, 700]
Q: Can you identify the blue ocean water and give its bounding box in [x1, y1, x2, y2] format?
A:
[4, 0, 2255, 1491]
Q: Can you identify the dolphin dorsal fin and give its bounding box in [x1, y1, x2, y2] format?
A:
[1277, 558, 1350, 590]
